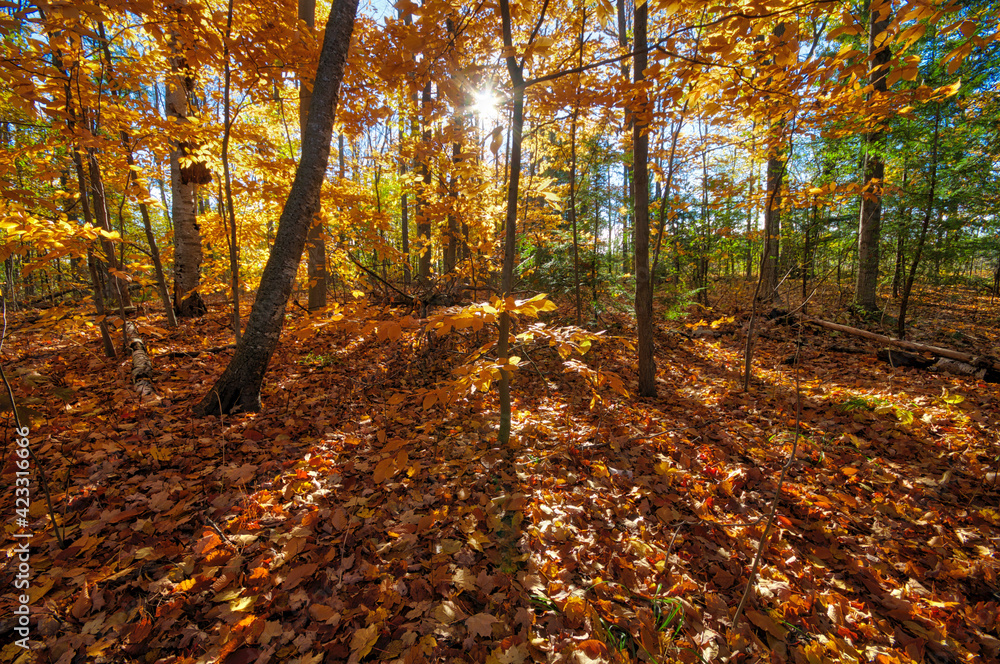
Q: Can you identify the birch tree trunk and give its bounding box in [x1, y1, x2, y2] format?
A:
[167, 0, 206, 317]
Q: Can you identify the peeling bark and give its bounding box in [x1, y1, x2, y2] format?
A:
[125, 321, 155, 397]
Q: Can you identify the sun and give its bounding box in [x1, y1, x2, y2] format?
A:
[472, 89, 499, 121]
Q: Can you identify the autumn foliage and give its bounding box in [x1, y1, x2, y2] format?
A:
[2, 0, 1000, 662]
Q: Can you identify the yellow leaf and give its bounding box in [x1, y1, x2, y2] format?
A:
[350, 624, 379, 659]
[489, 128, 503, 156]
[533, 36, 554, 52]
[229, 595, 256, 612]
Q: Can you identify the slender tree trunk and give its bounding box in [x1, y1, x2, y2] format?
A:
[497, 0, 525, 448]
[745, 123, 757, 280]
[633, 2, 655, 397]
[891, 166, 909, 299]
[72, 156, 116, 357]
[891, 229, 905, 298]
[53, 45, 117, 355]
[95, 22, 175, 327]
[695, 121, 711, 304]
[445, 137, 460, 273]
[167, 1, 206, 317]
[417, 80, 433, 284]
[759, 149, 783, 301]
[86, 150, 132, 313]
[222, 0, 241, 340]
[757, 22, 790, 304]
[803, 198, 818, 298]
[444, 18, 462, 276]
[569, 110, 582, 326]
[854, 0, 892, 313]
[195, 0, 359, 415]
[399, 116, 411, 285]
[618, 0, 633, 278]
[569, 7, 585, 326]
[593, 192, 600, 299]
[898, 105, 941, 339]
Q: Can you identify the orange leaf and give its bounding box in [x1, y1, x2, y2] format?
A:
[575, 640, 609, 663]
[174, 578, 197, 593]
[373, 454, 400, 483]
[281, 563, 318, 590]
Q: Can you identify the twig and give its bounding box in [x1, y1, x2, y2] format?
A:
[0, 293, 67, 548]
[342, 247, 413, 303]
[205, 516, 236, 549]
[730, 335, 803, 637]
[162, 344, 237, 358]
[629, 419, 721, 441]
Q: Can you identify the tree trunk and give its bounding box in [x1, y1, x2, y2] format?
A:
[594, 174, 602, 300]
[399, 114, 411, 285]
[417, 80, 433, 284]
[71, 154, 116, 357]
[758, 23, 789, 304]
[445, 136, 460, 273]
[854, 0, 892, 313]
[195, 0, 359, 416]
[222, 0, 241, 341]
[617, 0, 633, 279]
[566, 4, 587, 326]
[804, 315, 999, 371]
[53, 44, 116, 355]
[300, 0, 327, 311]
[96, 21, 176, 327]
[633, 2, 656, 397]
[759, 149, 783, 301]
[497, 0, 525, 449]
[898, 104, 941, 339]
[86, 150, 132, 312]
[137, 195, 177, 328]
[891, 227, 905, 299]
[993, 250, 1000, 297]
[803, 198, 819, 298]
[745, 123, 757, 280]
[167, 0, 206, 317]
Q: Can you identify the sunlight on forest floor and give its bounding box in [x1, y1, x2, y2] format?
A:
[1, 283, 998, 663]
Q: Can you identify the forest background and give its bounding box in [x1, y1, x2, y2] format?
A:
[1, 0, 1000, 662]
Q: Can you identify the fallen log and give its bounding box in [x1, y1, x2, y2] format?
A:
[876, 349, 934, 369]
[162, 344, 236, 358]
[124, 321, 155, 397]
[804, 316, 1000, 373]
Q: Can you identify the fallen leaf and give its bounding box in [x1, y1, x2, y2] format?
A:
[466, 612, 497, 638]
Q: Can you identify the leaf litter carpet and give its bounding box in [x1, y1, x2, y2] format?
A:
[1, 302, 998, 663]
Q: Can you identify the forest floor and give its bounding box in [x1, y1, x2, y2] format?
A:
[1, 280, 999, 664]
